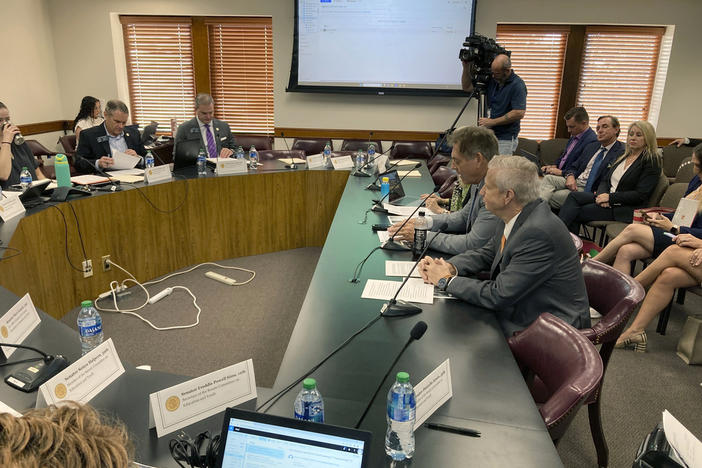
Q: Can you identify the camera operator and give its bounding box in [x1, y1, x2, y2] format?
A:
[0, 101, 46, 190]
[462, 54, 527, 155]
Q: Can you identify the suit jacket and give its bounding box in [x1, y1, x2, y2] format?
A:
[174, 117, 236, 157]
[571, 140, 625, 188]
[556, 127, 597, 174]
[426, 181, 499, 255]
[445, 199, 590, 336]
[597, 152, 662, 222]
[75, 124, 146, 174]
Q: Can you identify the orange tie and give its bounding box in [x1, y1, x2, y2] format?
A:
[500, 235, 506, 252]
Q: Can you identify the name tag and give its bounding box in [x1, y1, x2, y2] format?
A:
[144, 165, 172, 184]
[0, 294, 41, 359]
[331, 155, 354, 170]
[96, 135, 109, 143]
[306, 154, 324, 169]
[37, 339, 125, 408]
[148, 359, 257, 437]
[0, 195, 26, 222]
[216, 158, 247, 175]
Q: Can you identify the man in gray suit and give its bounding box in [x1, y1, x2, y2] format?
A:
[387, 126, 500, 255]
[174, 93, 236, 159]
[419, 155, 590, 336]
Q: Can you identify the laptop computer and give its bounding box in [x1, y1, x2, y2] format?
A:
[214, 407, 372, 468]
[377, 169, 406, 203]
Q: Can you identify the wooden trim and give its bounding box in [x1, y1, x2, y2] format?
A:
[192, 17, 211, 95]
[203, 16, 272, 25]
[18, 120, 71, 135]
[275, 128, 439, 142]
[555, 26, 585, 138]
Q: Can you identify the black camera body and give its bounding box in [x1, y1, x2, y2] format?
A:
[459, 34, 510, 91]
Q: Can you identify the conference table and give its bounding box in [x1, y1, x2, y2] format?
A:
[0, 159, 563, 467]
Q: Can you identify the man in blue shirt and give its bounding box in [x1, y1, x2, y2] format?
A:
[462, 54, 527, 155]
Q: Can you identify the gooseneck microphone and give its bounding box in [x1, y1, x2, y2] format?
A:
[352, 144, 394, 178]
[365, 154, 403, 191]
[354, 321, 428, 429]
[280, 131, 298, 170]
[369, 162, 422, 215]
[381, 222, 448, 317]
[381, 188, 440, 251]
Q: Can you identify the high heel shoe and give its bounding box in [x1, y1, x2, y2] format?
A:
[615, 331, 647, 352]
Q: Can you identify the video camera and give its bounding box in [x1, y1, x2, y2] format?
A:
[459, 34, 510, 91]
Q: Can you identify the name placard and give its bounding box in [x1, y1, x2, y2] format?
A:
[331, 155, 354, 170]
[144, 165, 172, 184]
[0, 400, 20, 416]
[0, 195, 26, 222]
[148, 359, 257, 437]
[375, 154, 389, 173]
[306, 154, 325, 169]
[216, 158, 248, 175]
[36, 338, 125, 408]
[0, 293, 41, 360]
[414, 358, 453, 428]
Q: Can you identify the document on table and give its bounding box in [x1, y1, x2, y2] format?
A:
[70, 174, 109, 185]
[397, 170, 421, 177]
[111, 150, 141, 170]
[107, 168, 144, 176]
[279, 157, 306, 165]
[394, 159, 419, 166]
[385, 260, 422, 278]
[362, 278, 434, 304]
[663, 409, 702, 468]
[377, 230, 390, 243]
[383, 203, 420, 216]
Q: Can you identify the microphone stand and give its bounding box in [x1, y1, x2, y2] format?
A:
[369, 162, 422, 215]
[280, 132, 298, 170]
[365, 155, 402, 191]
[428, 92, 477, 163]
[352, 144, 393, 178]
[381, 188, 439, 251]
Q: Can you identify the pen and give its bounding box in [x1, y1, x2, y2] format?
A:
[425, 422, 481, 437]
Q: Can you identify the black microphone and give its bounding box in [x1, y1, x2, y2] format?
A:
[280, 132, 298, 170]
[93, 164, 123, 192]
[381, 188, 440, 251]
[381, 222, 447, 317]
[355, 321, 428, 429]
[370, 162, 422, 214]
[1, 342, 70, 392]
[352, 143, 393, 178]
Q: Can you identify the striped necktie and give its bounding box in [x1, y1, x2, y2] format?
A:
[204, 123, 217, 158]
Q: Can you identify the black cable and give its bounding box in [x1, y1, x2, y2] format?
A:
[122, 173, 189, 214]
[169, 430, 220, 468]
[66, 202, 88, 259]
[0, 357, 44, 368]
[48, 205, 84, 272]
[350, 246, 382, 283]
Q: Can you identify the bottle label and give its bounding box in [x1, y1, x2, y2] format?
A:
[413, 229, 427, 251]
[388, 391, 416, 421]
[79, 319, 102, 337]
[295, 402, 324, 422]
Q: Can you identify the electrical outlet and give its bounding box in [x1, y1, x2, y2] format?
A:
[102, 255, 111, 272]
[82, 259, 93, 278]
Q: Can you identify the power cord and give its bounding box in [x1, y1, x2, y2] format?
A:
[169, 430, 220, 468]
[122, 173, 189, 214]
[94, 259, 255, 331]
[66, 202, 88, 259]
[48, 205, 86, 272]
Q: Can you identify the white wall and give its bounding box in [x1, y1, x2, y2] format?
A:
[3, 0, 700, 140]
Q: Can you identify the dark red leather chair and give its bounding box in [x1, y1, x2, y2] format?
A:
[431, 165, 456, 187]
[580, 259, 645, 467]
[291, 138, 329, 155]
[25, 139, 57, 179]
[390, 141, 433, 160]
[437, 175, 458, 198]
[428, 154, 450, 175]
[507, 313, 603, 445]
[257, 149, 306, 161]
[234, 134, 274, 150]
[341, 139, 383, 154]
[58, 134, 76, 156]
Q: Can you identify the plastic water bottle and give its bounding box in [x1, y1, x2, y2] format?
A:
[380, 176, 390, 198]
[249, 145, 259, 170]
[367, 144, 376, 168]
[294, 378, 324, 423]
[412, 211, 428, 261]
[19, 167, 32, 190]
[355, 149, 367, 171]
[54, 154, 71, 187]
[145, 150, 155, 168]
[235, 146, 245, 160]
[385, 371, 416, 460]
[77, 300, 103, 356]
[197, 147, 207, 176]
[323, 142, 332, 168]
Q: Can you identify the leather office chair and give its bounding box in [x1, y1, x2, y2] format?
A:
[516, 137, 540, 159]
[235, 134, 274, 151]
[507, 313, 603, 446]
[25, 139, 57, 179]
[257, 149, 306, 161]
[538, 138, 568, 166]
[291, 138, 329, 155]
[580, 259, 645, 467]
[390, 141, 433, 160]
[437, 175, 458, 198]
[341, 139, 383, 154]
[431, 165, 456, 187]
[674, 157, 695, 184]
[58, 134, 78, 175]
[661, 145, 692, 181]
[428, 154, 450, 175]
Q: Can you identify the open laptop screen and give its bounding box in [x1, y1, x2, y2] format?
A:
[216, 408, 371, 468]
[378, 169, 406, 203]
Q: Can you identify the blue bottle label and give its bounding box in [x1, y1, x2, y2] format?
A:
[388, 391, 415, 421]
[79, 319, 102, 337]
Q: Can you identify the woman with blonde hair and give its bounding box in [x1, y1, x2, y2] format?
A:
[559, 120, 663, 234]
[593, 143, 702, 274]
[0, 402, 133, 467]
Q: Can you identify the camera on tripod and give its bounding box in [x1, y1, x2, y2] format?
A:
[459, 34, 510, 91]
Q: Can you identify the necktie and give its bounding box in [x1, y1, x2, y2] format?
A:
[558, 137, 578, 169]
[584, 147, 607, 193]
[500, 234, 506, 252]
[204, 123, 217, 158]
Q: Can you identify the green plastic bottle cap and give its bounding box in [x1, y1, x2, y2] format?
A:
[303, 378, 317, 390]
[396, 372, 410, 383]
[81, 300, 93, 308]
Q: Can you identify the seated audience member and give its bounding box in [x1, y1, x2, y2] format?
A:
[594, 144, 702, 275]
[73, 96, 103, 145]
[670, 137, 701, 147]
[0, 402, 133, 467]
[559, 120, 662, 234]
[540, 106, 597, 178]
[422, 176, 471, 215]
[540, 115, 624, 209]
[175, 93, 236, 160]
[418, 155, 590, 336]
[387, 126, 500, 255]
[0, 101, 47, 189]
[75, 99, 146, 174]
[616, 234, 702, 351]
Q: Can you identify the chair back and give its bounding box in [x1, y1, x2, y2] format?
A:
[291, 138, 329, 155]
[235, 134, 274, 150]
[341, 139, 383, 154]
[674, 157, 695, 184]
[538, 138, 568, 166]
[25, 139, 56, 157]
[646, 172, 670, 207]
[516, 137, 539, 159]
[507, 313, 603, 442]
[661, 145, 693, 178]
[431, 165, 456, 187]
[59, 134, 77, 155]
[428, 154, 450, 175]
[257, 149, 306, 161]
[438, 175, 458, 198]
[659, 182, 689, 209]
[390, 141, 433, 160]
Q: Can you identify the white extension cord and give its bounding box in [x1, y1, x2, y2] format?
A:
[94, 259, 256, 331]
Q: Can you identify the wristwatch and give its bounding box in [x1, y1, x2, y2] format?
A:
[670, 225, 679, 235]
[437, 274, 454, 292]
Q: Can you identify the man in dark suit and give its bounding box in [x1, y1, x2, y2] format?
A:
[419, 155, 590, 337]
[174, 93, 236, 162]
[544, 115, 625, 209]
[75, 99, 146, 174]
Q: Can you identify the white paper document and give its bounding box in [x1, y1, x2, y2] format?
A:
[377, 230, 390, 243]
[0, 293, 41, 358]
[280, 158, 306, 165]
[414, 359, 453, 428]
[387, 215, 406, 224]
[383, 203, 421, 216]
[107, 168, 144, 176]
[385, 260, 422, 278]
[672, 198, 698, 227]
[70, 174, 109, 185]
[663, 409, 702, 468]
[394, 159, 420, 166]
[397, 170, 421, 177]
[111, 150, 141, 170]
[362, 278, 434, 304]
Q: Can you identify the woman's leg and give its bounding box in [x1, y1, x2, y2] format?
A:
[636, 245, 702, 288]
[594, 224, 655, 271]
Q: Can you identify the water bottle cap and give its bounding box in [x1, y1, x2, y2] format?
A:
[21, 166, 28, 170]
[396, 371, 409, 383]
[81, 300, 93, 308]
[303, 378, 317, 389]
[55, 154, 66, 162]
